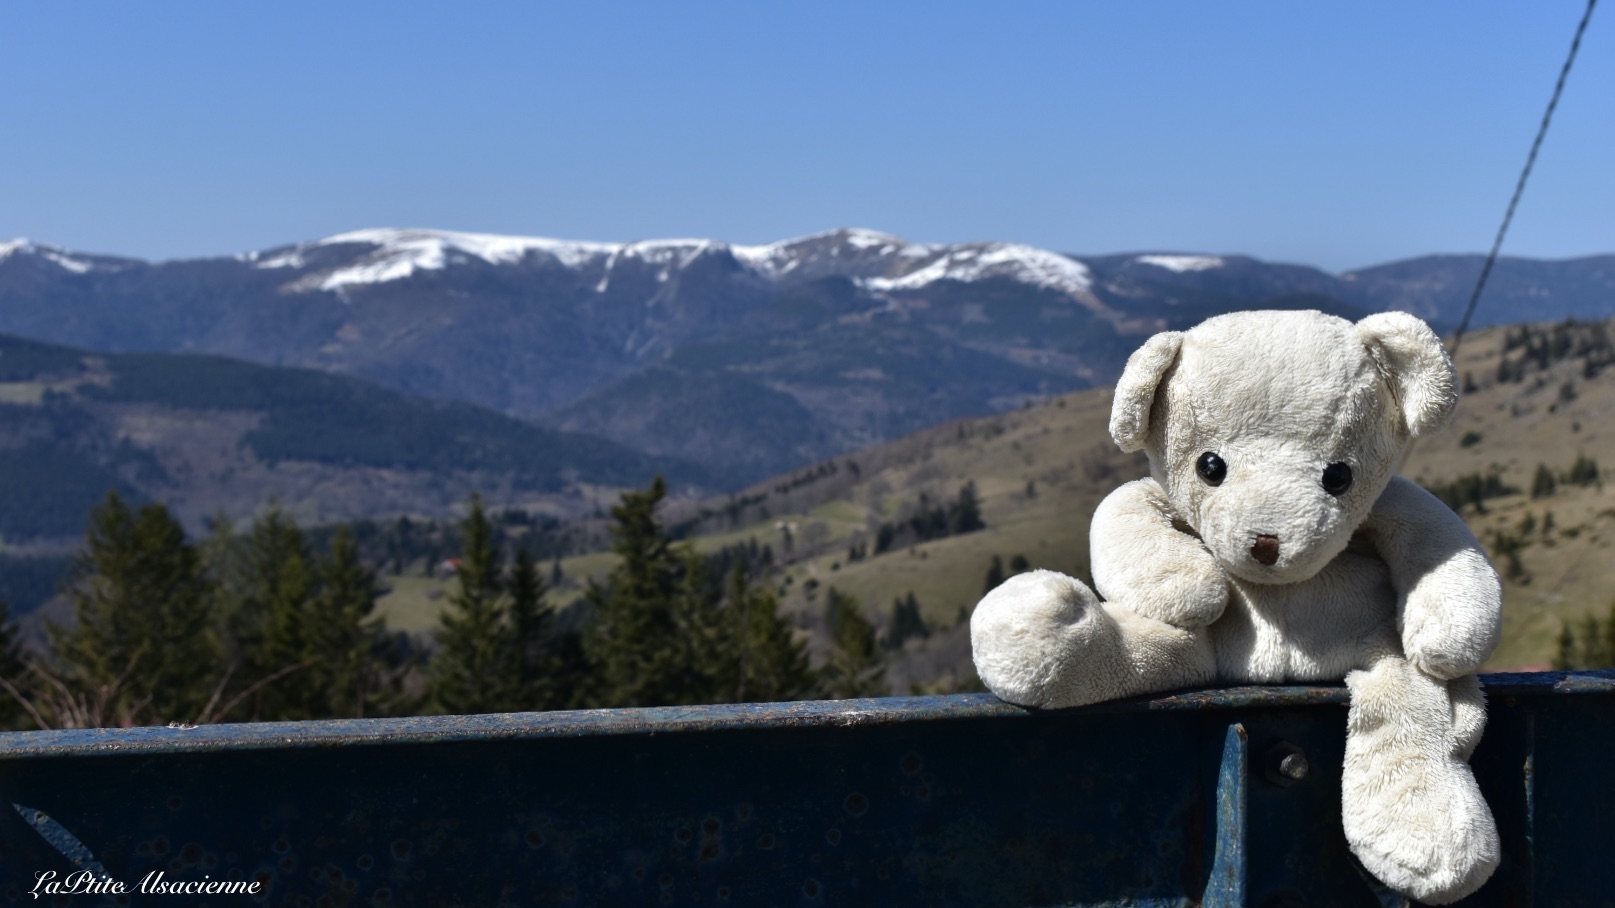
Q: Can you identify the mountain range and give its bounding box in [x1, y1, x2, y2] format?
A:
[2, 229, 1611, 484]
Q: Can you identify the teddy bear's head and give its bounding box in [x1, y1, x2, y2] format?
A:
[1109, 310, 1456, 584]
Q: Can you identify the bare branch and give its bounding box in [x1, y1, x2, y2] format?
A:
[194, 663, 239, 727]
[198, 660, 314, 725]
[0, 670, 51, 730]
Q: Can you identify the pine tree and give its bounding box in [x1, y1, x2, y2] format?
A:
[726, 564, 816, 703]
[583, 477, 690, 707]
[507, 546, 555, 710]
[1554, 599, 1615, 670]
[249, 507, 320, 720]
[431, 494, 510, 715]
[307, 526, 394, 718]
[1606, 608, 1615, 669]
[886, 592, 930, 652]
[541, 610, 593, 712]
[983, 555, 1006, 595]
[661, 552, 731, 705]
[820, 588, 886, 699]
[1567, 454, 1600, 487]
[950, 482, 985, 534]
[54, 492, 219, 725]
[201, 512, 252, 666]
[1555, 623, 1577, 670]
[1532, 463, 1558, 499]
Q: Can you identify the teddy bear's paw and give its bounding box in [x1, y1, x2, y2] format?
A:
[1403, 630, 1489, 682]
[1126, 557, 1228, 627]
[1090, 479, 1228, 627]
[1342, 756, 1500, 905]
[1400, 574, 1502, 681]
[970, 570, 1118, 709]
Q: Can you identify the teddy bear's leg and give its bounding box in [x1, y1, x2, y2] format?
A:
[970, 569, 1216, 709]
[1448, 674, 1486, 761]
[1342, 655, 1499, 905]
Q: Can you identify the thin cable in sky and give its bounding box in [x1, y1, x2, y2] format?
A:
[1450, 0, 1598, 358]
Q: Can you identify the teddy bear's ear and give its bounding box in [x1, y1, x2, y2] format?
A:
[1356, 311, 1458, 437]
[1109, 331, 1184, 453]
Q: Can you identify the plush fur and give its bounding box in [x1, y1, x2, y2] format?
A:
[971, 310, 1503, 904]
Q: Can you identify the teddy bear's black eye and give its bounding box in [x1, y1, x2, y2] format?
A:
[1322, 462, 1354, 496]
[1196, 452, 1226, 486]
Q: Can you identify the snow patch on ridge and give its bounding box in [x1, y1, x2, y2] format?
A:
[42, 251, 93, 274]
[865, 243, 1093, 297]
[0, 239, 98, 274]
[729, 242, 795, 278]
[252, 249, 307, 270]
[595, 239, 717, 292]
[732, 228, 909, 279]
[310, 228, 618, 291]
[837, 228, 906, 252]
[1137, 254, 1224, 273]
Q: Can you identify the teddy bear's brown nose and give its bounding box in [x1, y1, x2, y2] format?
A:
[1251, 534, 1281, 566]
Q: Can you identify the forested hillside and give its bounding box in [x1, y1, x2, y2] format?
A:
[0, 333, 700, 614]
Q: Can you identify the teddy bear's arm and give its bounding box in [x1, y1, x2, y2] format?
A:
[1091, 478, 1229, 627]
[1363, 476, 1503, 679]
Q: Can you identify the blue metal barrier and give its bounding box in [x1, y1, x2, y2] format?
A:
[1, 671, 1611, 906]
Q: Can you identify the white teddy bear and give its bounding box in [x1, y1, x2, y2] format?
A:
[971, 309, 1504, 904]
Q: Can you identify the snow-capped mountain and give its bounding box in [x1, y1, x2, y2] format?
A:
[1, 227, 1610, 484]
[240, 226, 1115, 315]
[0, 238, 138, 275]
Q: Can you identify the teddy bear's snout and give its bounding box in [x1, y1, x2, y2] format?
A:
[1251, 534, 1281, 566]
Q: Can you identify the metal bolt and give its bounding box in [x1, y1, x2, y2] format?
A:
[1263, 740, 1309, 788]
[1278, 751, 1309, 781]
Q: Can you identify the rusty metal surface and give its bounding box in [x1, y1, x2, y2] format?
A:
[0, 694, 1024, 760]
[0, 688, 1345, 762]
[0, 671, 1610, 906]
[3, 672, 1605, 763]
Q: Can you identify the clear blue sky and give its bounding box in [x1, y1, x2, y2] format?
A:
[2, 2, 1607, 272]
